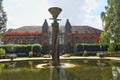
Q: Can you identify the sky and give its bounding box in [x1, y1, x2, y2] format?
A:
[3, 0, 107, 30]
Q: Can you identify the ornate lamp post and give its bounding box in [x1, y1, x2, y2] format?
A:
[48, 7, 62, 66]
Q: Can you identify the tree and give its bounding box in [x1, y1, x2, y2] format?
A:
[0, 0, 7, 39]
[100, 12, 106, 27]
[100, 0, 120, 51]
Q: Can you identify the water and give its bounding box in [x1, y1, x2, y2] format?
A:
[0, 60, 120, 80]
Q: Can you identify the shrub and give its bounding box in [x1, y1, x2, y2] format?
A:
[42, 45, 49, 54]
[0, 48, 6, 55]
[64, 45, 73, 53]
[108, 43, 115, 55]
[7, 54, 17, 60]
[5, 44, 16, 52]
[29, 51, 33, 57]
[97, 52, 104, 58]
[62, 54, 70, 57]
[31, 44, 42, 56]
[83, 50, 88, 56]
[43, 54, 50, 58]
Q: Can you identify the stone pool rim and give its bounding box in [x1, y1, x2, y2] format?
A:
[0, 57, 120, 63]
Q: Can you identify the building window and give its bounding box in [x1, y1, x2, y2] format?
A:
[82, 37, 87, 43]
[90, 37, 96, 43]
[49, 32, 52, 45]
[59, 32, 64, 45]
[34, 36, 40, 43]
[8, 38, 14, 44]
[74, 37, 80, 43]
[17, 37, 23, 44]
[26, 37, 32, 44]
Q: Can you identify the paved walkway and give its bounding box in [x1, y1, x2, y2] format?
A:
[0, 57, 120, 63]
[105, 57, 120, 61]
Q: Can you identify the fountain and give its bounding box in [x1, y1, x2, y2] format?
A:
[48, 7, 62, 66]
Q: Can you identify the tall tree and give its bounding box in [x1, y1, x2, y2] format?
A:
[100, 0, 120, 44]
[0, 0, 7, 39]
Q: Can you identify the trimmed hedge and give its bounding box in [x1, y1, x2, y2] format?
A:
[74, 43, 120, 56]
[74, 43, 109, 52]
[31, 44, 42, 52]
[0, 44, 42, 56]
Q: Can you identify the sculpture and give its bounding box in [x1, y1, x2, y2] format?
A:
[48, 7, 62, 66]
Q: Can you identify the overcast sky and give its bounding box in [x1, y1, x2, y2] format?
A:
[3, 0, 107, 30]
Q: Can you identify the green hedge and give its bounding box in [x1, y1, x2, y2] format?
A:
[31, 44, 42, 52]
[74, 43, 109, 52]
[0, 44, 42, 56]
[4, 44, 31, 53]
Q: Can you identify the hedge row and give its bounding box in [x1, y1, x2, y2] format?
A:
[0, 44, 42, 56]
[75, 43, 120, 52]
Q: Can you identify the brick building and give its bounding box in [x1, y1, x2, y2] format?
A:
[3, 19, 102, 52]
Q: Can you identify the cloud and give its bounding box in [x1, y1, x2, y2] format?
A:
[3, 0, 51, 28]
[3, 0, 104, 30]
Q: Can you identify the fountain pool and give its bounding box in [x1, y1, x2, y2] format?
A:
[0, 60, 120, 80]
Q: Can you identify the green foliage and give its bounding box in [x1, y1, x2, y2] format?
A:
[83, 50, 88, 56]
[100, 0, 120, 44]
[43, 54, 50, 58]
[0, 1, 7, 35]
[5, 44, 40, 51]
[15, 45, 31, 54]
[42, 45, 49, 54]
[84, 60, 88, 63]
[99, 32, 110, 43]
[8, 54, 17, 60]
[0, 63, 5, 70]
[62, 53, 70, 57]
[65, 45, 73, 53]
[3, 44, 42, 56]
[0, 48, 5, 55]
[29, 51, 33, 57]
[75, 43, 103, 52]
[5, 44, 16, 52]
[31, 44, 42, 52]
[28, 61, 33, 69]
[74, 43, 82, 52]
[108, 43, 115, 54]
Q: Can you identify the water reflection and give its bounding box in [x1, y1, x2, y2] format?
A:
[28, 61, 33, 70]
[0, 60, 120, 80]
[112, 66, 120, 80]
[49, 67, 81, 80]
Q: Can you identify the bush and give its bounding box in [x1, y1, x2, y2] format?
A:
[29, 51, 33, 57]
[97, 52, 104, 58]
[5, 44, 16, 53]
[43, 54, 50, 58]
[64, 45, 73, 53]
[7, 54, 17, 60]
[108, 43, 115, 56]
[32, 44, 42, 51]
[42, 45, 49, 54]
[0, 48, 6, 55]
[62, 54, 70, 57]
[31, 44, 42, 56]
[83, 50, 88, 56]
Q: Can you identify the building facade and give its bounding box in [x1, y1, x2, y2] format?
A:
[3, 19, 102, 52]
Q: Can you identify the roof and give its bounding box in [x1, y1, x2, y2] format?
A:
[6, 25, 102, 34]
[7, 26, 42, 32]
[4, 32, 41, 36]
[72, 26, 102, 34]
